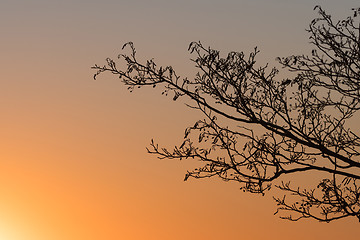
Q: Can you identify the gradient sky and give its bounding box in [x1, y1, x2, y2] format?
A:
[1, 0, 359, 239]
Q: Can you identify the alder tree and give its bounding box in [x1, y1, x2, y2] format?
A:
[93, 6, 360, 222]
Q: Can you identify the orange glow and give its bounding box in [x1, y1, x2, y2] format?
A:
[1, 1, 359, 239]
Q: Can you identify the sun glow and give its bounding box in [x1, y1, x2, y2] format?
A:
[0, 213, 50, 240]
[0, 220, 25, 240]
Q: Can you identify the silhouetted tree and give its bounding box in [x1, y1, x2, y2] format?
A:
[92, 6, 360, 222]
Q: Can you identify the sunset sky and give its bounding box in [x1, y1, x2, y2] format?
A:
[1, 0, 359, 239]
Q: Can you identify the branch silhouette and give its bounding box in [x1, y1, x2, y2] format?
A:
[92, 6, 360, 222]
